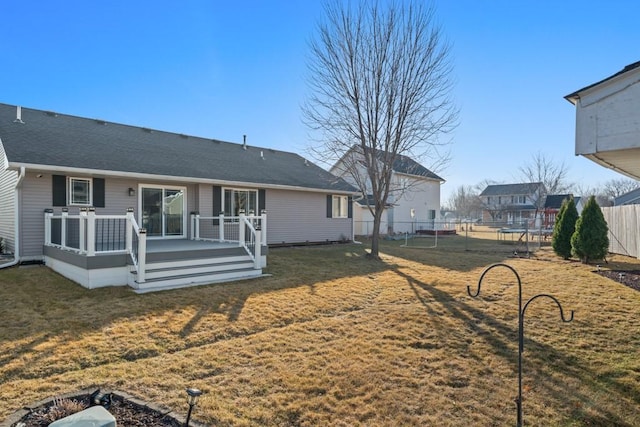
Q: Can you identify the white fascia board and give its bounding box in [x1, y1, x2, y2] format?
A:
[8, 162, 359, 195]
[393, 170, 444, 183]
[576, 70, 640, 108]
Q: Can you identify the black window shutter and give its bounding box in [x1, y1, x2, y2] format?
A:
[93, 178, 105, 208]
[258, 189, 266, 213]
[348, 196, 353, 218]
[52, 175, 67, 206]
[326, 195, 333, 218]
[213, 186, 222, 214]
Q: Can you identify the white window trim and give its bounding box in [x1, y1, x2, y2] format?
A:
[332, 195, 348, 218]
[68, 177, 92, 206]
[223, 187, 259, 216]
[138, 184, 188, 239]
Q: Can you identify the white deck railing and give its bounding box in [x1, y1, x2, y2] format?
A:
[190, 212, 266, 268]
[45, 208, 147, 282]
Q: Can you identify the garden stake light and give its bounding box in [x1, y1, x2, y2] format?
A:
[184, 387, 202, 427]
[467, 263, 574, 427]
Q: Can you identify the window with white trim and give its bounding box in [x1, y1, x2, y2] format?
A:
[332, 195, 348, 218]
[69, 177, 92, 206]
[224, 188, 258, 216]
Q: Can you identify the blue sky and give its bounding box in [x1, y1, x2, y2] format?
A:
[2, 1, 638, 202]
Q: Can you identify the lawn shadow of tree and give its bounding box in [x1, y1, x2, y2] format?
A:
[392, 265, 639, 426]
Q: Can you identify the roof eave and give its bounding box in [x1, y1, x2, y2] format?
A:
[8, 162, 359, 195]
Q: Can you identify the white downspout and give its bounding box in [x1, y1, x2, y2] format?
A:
[0, 166, 25, 268]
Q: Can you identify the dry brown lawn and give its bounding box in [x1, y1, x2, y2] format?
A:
[1, 228, 639, 426]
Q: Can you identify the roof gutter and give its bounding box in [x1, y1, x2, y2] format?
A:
[8, 162, 359, 195]
[0, 166, 25, 269]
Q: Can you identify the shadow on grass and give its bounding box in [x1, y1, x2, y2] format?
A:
[392, 265, 639, 426]
[0, 238, 524, 377]
[376, 236, 520, 273]
[0, 245, 394, 375]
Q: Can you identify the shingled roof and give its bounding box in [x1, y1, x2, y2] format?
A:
[480, 182, 544, 197]
[386, 151, 444, 181]
[0, 103, 355, 193]
[565, 61, 640, 103]
[334, 146, 444, 181]
[544, 194, 573, 209]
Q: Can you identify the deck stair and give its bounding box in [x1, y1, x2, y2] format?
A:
[129, 245, 263, 293]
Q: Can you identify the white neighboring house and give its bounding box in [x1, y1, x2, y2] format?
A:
[565, 61, 640, 180]
[330, 148, 444, 235]
[566, 61, 640, 259]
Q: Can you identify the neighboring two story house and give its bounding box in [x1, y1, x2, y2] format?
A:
[330, 147, 444, 235]
[479, 182, 545, 225]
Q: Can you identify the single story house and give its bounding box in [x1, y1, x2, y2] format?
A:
[542, 194, 583, 229]
[0, 103, 356, 292]
[330, 146, 444, 235]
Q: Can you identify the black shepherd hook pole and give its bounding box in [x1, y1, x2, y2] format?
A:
[467, 263, 574, 427]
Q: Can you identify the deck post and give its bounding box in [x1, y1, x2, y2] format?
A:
[195, 213, 200, 240]
[79, 207, 87, 253]
[61, 208, 68, 249]
[44, 209, 53, 246]
[137, 228, 147, 283]
[125, 208, 134, 253]
[87, 207, 96, 256]
[254, 224, 262, 269]
[219, 213, 225, 241]
[261, 210, 267, 245]
[239, 211, 245, 247]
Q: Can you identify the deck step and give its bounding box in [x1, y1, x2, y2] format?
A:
[143, 254, 252, 270]
[133, 268, 265, 293]
[142, 260, 256, 280]
[129, 252, 263, 292]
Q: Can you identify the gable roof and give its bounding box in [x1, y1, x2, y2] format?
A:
[565, 61, 640, 103]
[479, 182, 543, 197]
[614, 187, 640, 205]
[332, 146, 444, 182]
[544, 194, 573, 209]
[0, 103, 355, 193]
[386, 152, 444, 181]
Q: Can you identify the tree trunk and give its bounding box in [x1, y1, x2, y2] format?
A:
[369, 207, 384, 259]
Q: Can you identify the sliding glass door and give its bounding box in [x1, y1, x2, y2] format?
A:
[140, 186, 186, 238]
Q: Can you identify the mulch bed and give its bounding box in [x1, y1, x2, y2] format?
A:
[4, 389, 205, 427]
[594, 269, 640, 292]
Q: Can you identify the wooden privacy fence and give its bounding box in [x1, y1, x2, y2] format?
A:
[602, 205, 640, 259]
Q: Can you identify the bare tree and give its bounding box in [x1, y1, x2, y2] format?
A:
[601, 178, 640, 199]
[571, 183, 612, 207]
[304, 0, 457, 258]
[518, 151, 571, 217]
[518, 152, 571, 196]
[446, 185, 482, 219]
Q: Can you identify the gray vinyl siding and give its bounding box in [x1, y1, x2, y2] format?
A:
[17, 171, 350, 256]
[20, 173, 52, 258]
[198, 184, 213, 216]
[19, 174, 201, 258]
[265, 189, 352, 245]
[0, 153, 17, 254]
